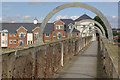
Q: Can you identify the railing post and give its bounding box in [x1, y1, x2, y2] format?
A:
[61, 42, 64, 67]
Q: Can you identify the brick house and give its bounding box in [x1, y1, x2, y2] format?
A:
[0, 14, 93, 48]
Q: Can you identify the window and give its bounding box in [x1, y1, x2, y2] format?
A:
[82, 25, 86, 28]
[9, 40, 12, 44]
[31, 41, 32, 44]
[89, 27, 92, 32]
[2, 40, 4, 44]
[28, 41, 30, 44]
[89, 27, 91, 30]
[10, 33, 12, 37]
[76, 33, 79, 37]
[2, 33, 5, 36]
[19, 40, 23, 46]
[34, 33, 38, 38]
[56, 25, 59, 29]
[56, 25, 63, 30]
[63, 33, 65, 37]
[69, 25, 72, 29]
[14, 33, 16, 37]
[13, 40, 16, 44]
[53, 33, 56, 37]
[19, 33, 25, 38]
[28, 41, 32, 44]
[60, 25, 63, 29]
[57, 32, 61, 39]
[46, 33, 49, 37]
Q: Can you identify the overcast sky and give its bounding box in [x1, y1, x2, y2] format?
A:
[0, 0, 119, 28]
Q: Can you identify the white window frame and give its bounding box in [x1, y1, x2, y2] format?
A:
[46, 33, 49, 37]
[14, 33, 16, 37]
[2, 40, 5, 44]
[2, 33, 5, 36]
[19, 33, 25, 38]
[19, 40, 23, 46]
[10, 33, 12, 37]
[13, 40, 16, 44]
[60, 25, 63, 30]
[56, 25, 63, 30]
[76, 33, 79, 37]
[9, 40, 12, 44]
[63, 33, 65, 37]
[53, 33, 56, 37]
[34, 33, 38, 38]
[56, 25, 59, 29]
[28, 41, 30, 44]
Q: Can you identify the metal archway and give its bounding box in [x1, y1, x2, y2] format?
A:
[39, 2, 113, 44]
[80, 25, 105, 38]
[69, 19, 106, 38]
[85, 27, 103, 37]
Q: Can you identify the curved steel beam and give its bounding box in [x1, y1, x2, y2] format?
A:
[39, 2, 113, 44]
[70, 19, 106, 38]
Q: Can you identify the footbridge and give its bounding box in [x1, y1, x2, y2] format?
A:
[2, 35, 119, 79]
[1, 2, 120, 79]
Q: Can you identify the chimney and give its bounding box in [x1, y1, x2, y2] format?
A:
[34, 17, 38, 24]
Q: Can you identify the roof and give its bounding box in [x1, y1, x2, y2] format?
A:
[75, 14, 92, 21]
[60, 19, 80, 33]
[1, 23, 54, 33]
[60, 19, 75, 25]
[1, 18, 81, 34]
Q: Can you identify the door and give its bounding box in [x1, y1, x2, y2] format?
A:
[57, 32, 61, 39]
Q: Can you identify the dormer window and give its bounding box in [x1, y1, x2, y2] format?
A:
[82, 25, 86, 28]
[76, 33, 79, 37]
[34, 33, 38, 38]
[56, 25, 59, 29]
[69, 25, 72, 29]
[46, 33, 49, 37]
[68, 23, 73, 29]
[19, 33, 25, 38]
[60, 25, 62, 29]
[56, 25, 63, 30]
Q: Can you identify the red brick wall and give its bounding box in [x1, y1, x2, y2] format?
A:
[54, 20, 64, 31]
[16, 27, 27, 47]
[8, 33, 18, 47]
[66, 33, 80, 38]
[51, 20, 66, 41]
[43, 33, 52, 42]
[33, 27, 40, 43]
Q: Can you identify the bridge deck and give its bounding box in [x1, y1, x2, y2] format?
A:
[57, 41, 99, 78]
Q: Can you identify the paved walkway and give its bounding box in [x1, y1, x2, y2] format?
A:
[57, 41, 98, 78]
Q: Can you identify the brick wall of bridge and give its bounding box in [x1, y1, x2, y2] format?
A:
[2, 36, 92, 78]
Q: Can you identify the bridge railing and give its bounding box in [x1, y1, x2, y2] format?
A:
[100, 38, 119, 78]
[2, 36, 92, 78]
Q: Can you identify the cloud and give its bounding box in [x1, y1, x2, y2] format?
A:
[70, 16, 79, 20]
[55, 15, 80, 20]
[106, 15, 118, 28]
[112, 16, 117, 19]
[2, 15, 34, 22]
[56, 15, 69, 20]
[23, 16, 32, 19]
